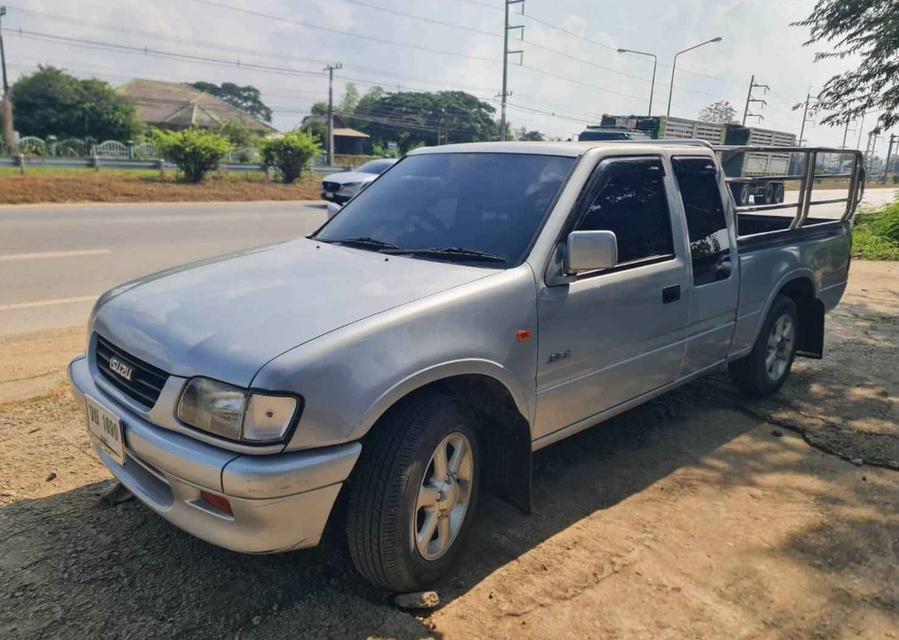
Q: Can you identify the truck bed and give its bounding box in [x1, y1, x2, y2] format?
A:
[736, 213, 838, 238]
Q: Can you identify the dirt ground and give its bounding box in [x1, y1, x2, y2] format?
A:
[0, 262, 896, 639]
[0, 171, 322, 205]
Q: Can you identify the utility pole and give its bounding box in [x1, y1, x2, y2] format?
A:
[499, 0, 523, 141]
[323, 62, 342, 166]
[796, 91, 815, 145]
[856, 113, 865, 150]
[841, 120, 851, 148]
[0, 6, 15, 154]
[865, 130, 879, 174]
[882, 134, 895, 183]
[741, 74, 769, 125]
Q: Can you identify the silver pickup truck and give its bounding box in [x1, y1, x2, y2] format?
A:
[69, 141, 864, 592]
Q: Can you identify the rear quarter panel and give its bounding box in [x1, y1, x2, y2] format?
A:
[730, 222, 851, 358]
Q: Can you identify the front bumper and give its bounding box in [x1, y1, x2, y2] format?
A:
[320, 190, 350, 204]
[68, 355, 361, 553]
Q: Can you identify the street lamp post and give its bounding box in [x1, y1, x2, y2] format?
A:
[617, 48, 657, 116]
[666, 37, 722, 117]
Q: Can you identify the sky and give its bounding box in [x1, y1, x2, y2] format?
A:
[2, 0, 896, 154]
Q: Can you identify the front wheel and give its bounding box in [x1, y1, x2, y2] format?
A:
[729, 295, 798, 397]
[345, 393, 480, 592]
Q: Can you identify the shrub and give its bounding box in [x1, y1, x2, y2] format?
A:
[217, 119, 256, 148]
[852, 198, 899, 260]
[156, 128, 233, 183]
[259, 131, 321, 183]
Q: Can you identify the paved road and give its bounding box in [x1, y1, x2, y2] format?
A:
[781, 186, 896, 218]
[0, 201, 328, 335]
[1, 189, 895, 336]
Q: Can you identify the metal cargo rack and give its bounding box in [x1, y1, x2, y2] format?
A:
[713, 145, 866, 228]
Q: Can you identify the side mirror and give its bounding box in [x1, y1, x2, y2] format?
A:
[326, 202, 343, 219]
[565, 230, 618, 273]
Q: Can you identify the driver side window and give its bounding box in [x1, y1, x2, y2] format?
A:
[576, 158, 674, 265]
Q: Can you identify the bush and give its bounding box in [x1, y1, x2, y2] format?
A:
[852, 198, 899, 260]
[156, 128, 233, 183]
[259, 131, 321, 183]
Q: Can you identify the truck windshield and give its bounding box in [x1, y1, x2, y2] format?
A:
[315, 152, 575, 267]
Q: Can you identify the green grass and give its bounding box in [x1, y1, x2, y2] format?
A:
[853, 198, 899, 260]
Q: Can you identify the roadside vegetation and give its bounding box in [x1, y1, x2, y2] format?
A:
[853, 198, 899, 260]
[0, 169, 322, 205]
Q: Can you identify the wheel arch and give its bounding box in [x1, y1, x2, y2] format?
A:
[765, 273, 825, 359]
[357, 363, 533, 514]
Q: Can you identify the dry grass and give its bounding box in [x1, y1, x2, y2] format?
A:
[0, 169, 323, 205]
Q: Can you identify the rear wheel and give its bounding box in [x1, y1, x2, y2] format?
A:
[729, 295, 799, 397]
[730, 184, 750, 206]
[773, 183, 785, 203]
[345, 393, 480, 592]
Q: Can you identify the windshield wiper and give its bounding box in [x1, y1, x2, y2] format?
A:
[382, 246, 507, 264]
[321, 236, 400, 251]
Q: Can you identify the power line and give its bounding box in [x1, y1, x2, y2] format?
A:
[7, 28, 327, 79]
[184, 0, 501, 64]
[309, 0, 500, 38]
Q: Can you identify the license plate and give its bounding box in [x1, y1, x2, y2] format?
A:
[85, 396, 126, 466]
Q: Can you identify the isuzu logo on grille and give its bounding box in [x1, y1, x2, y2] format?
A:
[108, 357, 134, 382]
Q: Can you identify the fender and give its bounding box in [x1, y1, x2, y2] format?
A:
[356, 358, 533, 438]
[750, 268, 817, 345]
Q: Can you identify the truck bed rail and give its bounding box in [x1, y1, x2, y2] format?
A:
[712, 146, 865, 229]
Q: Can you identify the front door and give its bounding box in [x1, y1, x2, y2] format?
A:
[534, 157, 691, 441]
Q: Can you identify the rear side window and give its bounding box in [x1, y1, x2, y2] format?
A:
[672, 157, 731, 285]
[576, 158, 674, 264]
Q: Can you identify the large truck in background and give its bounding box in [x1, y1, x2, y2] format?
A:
[580, 115, 797, 205]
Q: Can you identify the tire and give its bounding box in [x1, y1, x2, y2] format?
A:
[754, 192, 768, 205]
[773, 183, 785, 203]
[729, 295, 799, 397]
[731, 184, 750, 206]
[345, 392, 480, 592]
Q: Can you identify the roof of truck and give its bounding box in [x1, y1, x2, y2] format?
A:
[408, 140, 713, 157]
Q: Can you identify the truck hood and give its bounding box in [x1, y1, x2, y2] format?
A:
[92, 238, 493, 386]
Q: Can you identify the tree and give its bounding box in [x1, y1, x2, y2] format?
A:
[310, 101, 329, 117]
[216, 119, 255, 147]
[348, 90, 501, 152]
[300, 118, 327, 147]
[156, 128, 233, 183]
[12, 66, 140, 140]
[793, 0, 899, 130]
[191, 81, 273, 123]
[338, 83, 360, 118]
[259, 131, 321, 183]
[698, 100, 737, 124]
[515, 127, 545, 141]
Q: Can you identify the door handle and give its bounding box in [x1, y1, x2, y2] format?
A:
[716, 256, 733, 281]
[662, 284, 681, 304]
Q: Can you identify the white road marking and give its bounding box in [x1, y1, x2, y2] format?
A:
[0, 249, 111, 262]
[0, 295, 97, 312]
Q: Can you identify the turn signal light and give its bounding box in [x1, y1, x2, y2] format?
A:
[200, 490, 233, 516]
[516, 329, 533, 342]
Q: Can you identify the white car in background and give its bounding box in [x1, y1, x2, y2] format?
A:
[321, 158, 397, 207]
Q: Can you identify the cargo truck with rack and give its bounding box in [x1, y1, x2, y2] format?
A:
[583, 115, 797, 206]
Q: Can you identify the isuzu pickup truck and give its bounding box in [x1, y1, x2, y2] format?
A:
[69, 141, 865, 592]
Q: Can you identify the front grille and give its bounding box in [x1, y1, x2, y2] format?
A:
[322, 181, 340, 192]
[94, 335, 169, 409]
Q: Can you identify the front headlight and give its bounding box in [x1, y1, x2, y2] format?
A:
[177, 377, 299, 444]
